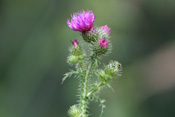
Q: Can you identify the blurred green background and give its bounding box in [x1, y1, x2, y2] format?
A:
[0, 0, 175, 117]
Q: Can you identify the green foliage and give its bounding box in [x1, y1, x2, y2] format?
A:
[63, 60, 121, 116]
[91, 95, 106, 117]
[62, 70, 80, 84]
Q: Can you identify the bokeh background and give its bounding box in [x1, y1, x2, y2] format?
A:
[0, 0, 175, 117]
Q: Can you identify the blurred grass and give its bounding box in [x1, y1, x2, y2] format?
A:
[0, 0, 175, 117]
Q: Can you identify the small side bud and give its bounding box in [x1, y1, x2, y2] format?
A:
[97, 61, 122, 82]
[97, 69, 106, 79]
[99, 38, 109, 48]
[105, 61, 121, 76]
[72, 39, 79, 46]
[67, 55, 79, 64]
[67, 39, 85, 64]
[68, 105, 81, 117]
[97, 69, 113, 82]
[91, 38, 109, 56]
[96, 25, 110, 39]
[100, 25, 110, 35]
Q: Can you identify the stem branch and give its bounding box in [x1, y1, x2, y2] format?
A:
[87, 82, 105, 97]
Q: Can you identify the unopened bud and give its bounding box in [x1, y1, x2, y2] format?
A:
[97, 61, 122, 82]
[67, 55, 79, 64]
[72, 39, 79, 46]
[100, 25, 110, 35]
[96, 25, 110, 39]
[68, 105, 81, 117]
[99, 38, 109, 48]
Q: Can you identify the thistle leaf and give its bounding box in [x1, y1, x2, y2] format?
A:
[91, 94, 106, 117]
[106, 84, 114, 92]
[62, 70, 79, 84]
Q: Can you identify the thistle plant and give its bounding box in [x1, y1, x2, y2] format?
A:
[63, 9, 122, 117]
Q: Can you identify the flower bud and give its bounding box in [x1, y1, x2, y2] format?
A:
[70, 39, 82, 56]
[104, 61, 121, 76]
[96, 25, 110, 39]
[97, 61, 122, 82]
[67, 39, 85, 64]
[68, 105, 81, 117]
[67, 55, 79, 64]
[99, 38, 108, 48]
[97, 69, 113, 82]
[72, 39, 79, 46]
[91, 38, 109, 56]
[100, 25, 110, 35]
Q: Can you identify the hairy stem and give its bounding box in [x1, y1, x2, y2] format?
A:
[87, 82, 105, 97]
[80, 62, 92, 117]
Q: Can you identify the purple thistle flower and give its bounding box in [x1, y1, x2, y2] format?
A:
[99, 38, 109, 48]
[67, 10, 96, 32]
[72, 39, 79, 46]
[100, 25, 110, 34]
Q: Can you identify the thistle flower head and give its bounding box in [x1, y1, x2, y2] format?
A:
[72, 39, 79, 46]
[100, 25, 110, 34]
[99, 38, 109, 48]
[67, 9, 96, 32]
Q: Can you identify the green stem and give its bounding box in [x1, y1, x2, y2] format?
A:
[80, 62, 92, 117]
[87, 82, 105, 98]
